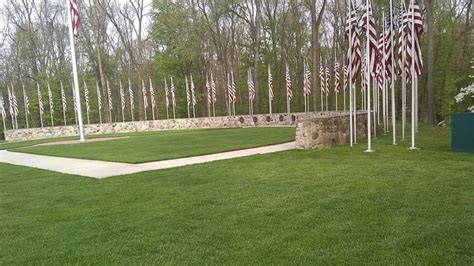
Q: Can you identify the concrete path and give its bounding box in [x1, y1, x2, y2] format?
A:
[0, 142, 295, 179]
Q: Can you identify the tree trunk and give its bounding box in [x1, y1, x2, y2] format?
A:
[254, 0, 262, 113]
[426, 0, 435, 125]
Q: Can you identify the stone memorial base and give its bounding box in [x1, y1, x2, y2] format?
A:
[295, 112, 368, 150]
[5, 111, 348, 142]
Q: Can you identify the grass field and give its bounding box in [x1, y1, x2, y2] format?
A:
[9, 127, 295, 163]
[1, 126, 473, 264]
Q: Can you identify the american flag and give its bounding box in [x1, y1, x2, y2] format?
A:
[0, 89, 6, 118]
[7, 86, 14, 116]
[61, 81, 67, 113]
[325, 64, 331, 94]
[377, 30, 385, 89]
[228, 71, 237, 103]
[72, 82, 77, 113]
[70, 0, 80, 36]
[396, 0, 407, 77]
[191, 75, 197, 107]
[128, 79, 134, 111]
[334, 62, 341, 93]
[409, 0, 424, 77]
[120, 80, 125, 112]
[186, 76, 191, 107]
[343, 64, 349, 92]
[37, 83, 44, 115]
[319, 61, 326, 95]
[21, 84, 30, 116]
[170, 77, 176, 107]
[107, 80, 113, 111]
[211, 73, 217, 104]
[83, 81, 90, 113]
[248, 69, 256, 101]
[360, 0, 378, 77]
[303, 62, 312, 96]
[96, 80, 102, 111]
[285, 64, 293, 101]
[149, 78, 156, 109]
[385, 11, 394, 82]
[361, 53, 368, 92]
[205, 74, 211, 105]
[47, 83, 54, 114]
[345, 2, 362, 82]
[268, 66, 274, 101]
[142, 79, 148, 109]
[164, 79, 170, 108]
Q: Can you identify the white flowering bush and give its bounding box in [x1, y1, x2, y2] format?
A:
[454, 62, 474, 112]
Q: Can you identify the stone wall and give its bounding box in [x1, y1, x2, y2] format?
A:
[5, 111, 347, 142]
[295, 112, 368, 150]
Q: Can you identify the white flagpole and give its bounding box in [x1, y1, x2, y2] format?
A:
[66, 0, 85, 141]
[390, 0, 397, 144]
[410, 0, 417, 150]
[186, 76, 190, 118]
[365, 0, 373, 153]
[348, 0, 353, 147]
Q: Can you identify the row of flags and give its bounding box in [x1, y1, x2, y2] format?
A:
[0, 61, 350, 130]
[344, 0, 424, 150]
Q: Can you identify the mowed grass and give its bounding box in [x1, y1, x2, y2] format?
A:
[1, 126, 473, 264]
[10, 127, 295, 163]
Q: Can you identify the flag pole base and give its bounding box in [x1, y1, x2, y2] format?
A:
[392, 143, 398, 146]
[364, 149, 375, 153]
[408, 147, 419, 150]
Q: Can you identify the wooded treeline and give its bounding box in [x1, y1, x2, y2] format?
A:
[0, 0, 472, 131]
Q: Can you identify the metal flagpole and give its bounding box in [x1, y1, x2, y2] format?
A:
[66, 0, 85, 141]
[365, 0, 373, 153]
[390, 0, 397, 144]
[348, 0, 354, 147]
[268, 66, 272, 114]
[409, 0, 417, 150]
[97, 80, 103, 124]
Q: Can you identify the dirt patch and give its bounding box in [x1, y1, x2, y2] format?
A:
[34, 136, 130, 147]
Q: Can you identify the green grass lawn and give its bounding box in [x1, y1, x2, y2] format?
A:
[1, 126, 473, 264]
[9, 127, 295, 163]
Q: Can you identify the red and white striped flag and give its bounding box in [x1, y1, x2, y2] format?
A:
[83, 81, 90, 113]
[47, 82, 54, 115]
[61, 81, 67, 113]
[96, 80, 102, 112]
[190, 75, 196, 107]
[285, 64, 293, 101]
[0, 90, 6, 119]
[70, 0, 80, 36]
[268, 66, 274, 101]
[325, 64, 331, 94]
[142, 79, 148, 109]
[149, 78, 156, 109]
[164, 79, 170, 108]
[343, 64, 349, 92]
[409, 0, 424, 77]
[303, 62, 312, 96]
[187, 76, 192, 107]
[22, 84, 30, 115]
[319, 60, 326, 95]
[211, 73, 217, 104]
[128, 79, 134, 111]
[228, 71, 237, 103]
[360, 0, 378, 77]
[120, 80, 126, 112]
[345, 2, 362, 83]
[107, 80, 113, 111]
[248, 69, 256, 101]
[205, 74, 211, 105]
[335, 62, 341, 93]
[384, 11, 394, 82]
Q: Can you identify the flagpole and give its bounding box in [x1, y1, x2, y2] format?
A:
[390, 0, 397, 144]
[348, 0, 354, 147]
[409, 0, 417, 150]
[61, 82, 67, 126]
[365, 0, 373, 152]
[66, 0, 85, 141]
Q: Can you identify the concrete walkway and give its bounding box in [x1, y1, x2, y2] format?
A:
[0, 142, 295, 179]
